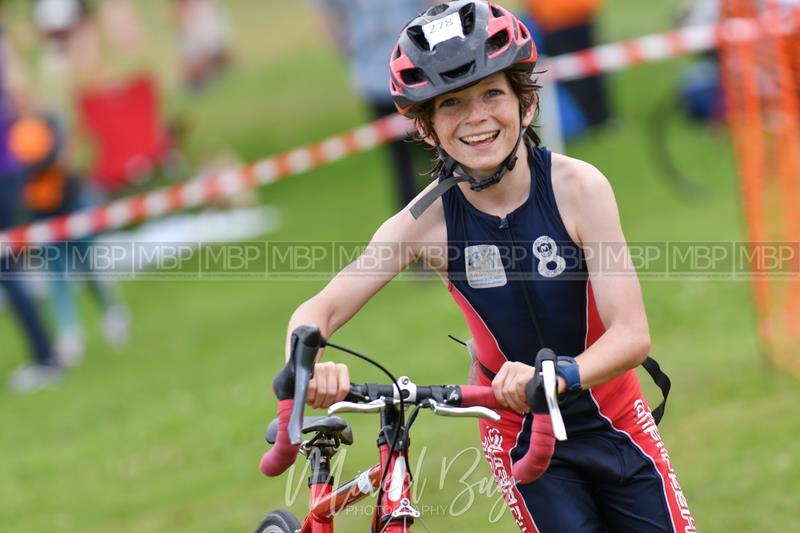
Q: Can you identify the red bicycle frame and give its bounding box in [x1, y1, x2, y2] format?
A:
[298, 404, 418, 532]
[262, 387, 558, 532]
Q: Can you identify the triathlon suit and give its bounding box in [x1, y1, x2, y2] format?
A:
[441, 146, 696, 532]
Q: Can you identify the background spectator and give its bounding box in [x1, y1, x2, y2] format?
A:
[523, 0, 613, 129]
[314, 0, 436, 208]
[0, 19, 61, 393]
[10, 113, 130, 365]
[173, 0, 233, 92]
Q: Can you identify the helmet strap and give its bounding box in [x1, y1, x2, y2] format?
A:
[409, 112, 527, 219]
[437, 123, 524, 192]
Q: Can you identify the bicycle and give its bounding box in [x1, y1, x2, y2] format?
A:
[257, 325, 567, 533]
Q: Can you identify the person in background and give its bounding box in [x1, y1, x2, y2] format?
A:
[523, 0, 613, 128]
[33, 0, 174, 197]
[314, 0, 437, 208]
[9, 113, 131, 365]
[173, 0, 233, 92]
[0, 19, 62, 393]
[27, 0, 132, 362]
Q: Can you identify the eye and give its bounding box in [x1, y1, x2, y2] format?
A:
[438, 97, 459, 108]
[486, 88, 504, 98]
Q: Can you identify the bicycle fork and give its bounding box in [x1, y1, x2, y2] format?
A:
[373, 403, 419, 532]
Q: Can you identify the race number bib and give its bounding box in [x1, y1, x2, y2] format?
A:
[422, 12, 464, 49]
[465, 244, 507, 289]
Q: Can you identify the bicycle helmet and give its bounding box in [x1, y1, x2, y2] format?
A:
[390, 1, 537, 115]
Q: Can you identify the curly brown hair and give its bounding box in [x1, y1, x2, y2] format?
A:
[404, 68, 542, 177]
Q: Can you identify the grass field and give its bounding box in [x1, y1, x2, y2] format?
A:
[1, 1, 799, 531]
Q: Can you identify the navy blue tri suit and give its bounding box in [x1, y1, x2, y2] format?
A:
[441, 146, 695, 532]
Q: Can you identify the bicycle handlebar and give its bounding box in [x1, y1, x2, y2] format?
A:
[344, 382, 496, 405]
[260, 327, 562, 485]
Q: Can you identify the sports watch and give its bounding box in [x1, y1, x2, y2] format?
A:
[555, 356, 582, 400]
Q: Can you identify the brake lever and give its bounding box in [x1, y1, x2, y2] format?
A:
[328, 398, 387, 415]
[428, 399, 501, 422]
[288, 325, 323, 444]
[540, 360, 567, 441]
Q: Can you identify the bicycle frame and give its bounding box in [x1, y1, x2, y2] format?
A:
[299, 403, 417, 533]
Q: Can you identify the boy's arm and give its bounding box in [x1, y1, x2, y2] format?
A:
[285, 209, 421, 355]
[284, 207, 426, 407]
[572, 163, 651, 388]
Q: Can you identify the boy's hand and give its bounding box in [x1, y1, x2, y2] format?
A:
[307, 362, 350, 409]
[492, 361, 536, 414]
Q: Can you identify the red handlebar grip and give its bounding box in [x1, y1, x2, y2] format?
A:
[461, 386, 556, 484]
[460, 386, 500, 409]
[511, 413, 555, 484]
[260, 399, 300, 477]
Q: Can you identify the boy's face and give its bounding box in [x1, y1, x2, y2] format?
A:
[427, 72, 533, 179]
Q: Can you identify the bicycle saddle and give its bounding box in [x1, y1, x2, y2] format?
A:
[266, 415, 354, 446]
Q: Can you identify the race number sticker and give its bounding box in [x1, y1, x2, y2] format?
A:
[533, 235, 566, 278]
[465, 244, 507, 289]
[422, 12, 464, 49]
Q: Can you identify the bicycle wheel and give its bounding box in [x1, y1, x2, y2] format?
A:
[254, 509, 302, 533]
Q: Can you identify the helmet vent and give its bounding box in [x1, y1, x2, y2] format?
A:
[400, 68, 427, 85]
[441, 61, 475, 82]
[458, 3, 476, 35]
[486, 30, 509, 54]
[489, 5, 504, 19]
[517, 21, 529, 40]
[406, 25, 430, 51]
[427, 4, 449, 17]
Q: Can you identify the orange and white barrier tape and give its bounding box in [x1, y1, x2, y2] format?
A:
[541, 25, 718, 81]
[2, 10, 796, 253]
[541, 9, 799, 81]
[0, 114, 414, 254]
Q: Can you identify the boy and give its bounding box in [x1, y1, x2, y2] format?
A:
[283, 2, 695, 530]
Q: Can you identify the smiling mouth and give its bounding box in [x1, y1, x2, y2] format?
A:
[460, 130, 500, 145]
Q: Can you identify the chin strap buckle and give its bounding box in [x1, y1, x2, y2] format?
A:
[467, 155, 518, 191]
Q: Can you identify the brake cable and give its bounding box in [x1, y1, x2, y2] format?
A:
[322, 339, 406, 531]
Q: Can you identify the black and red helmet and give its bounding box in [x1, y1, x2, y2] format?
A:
[390, 1, 537, 115]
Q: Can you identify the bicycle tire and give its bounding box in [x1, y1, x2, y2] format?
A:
[254, 509, 302, 533]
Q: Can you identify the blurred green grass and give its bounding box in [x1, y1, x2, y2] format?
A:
[1, 1, 799, 531]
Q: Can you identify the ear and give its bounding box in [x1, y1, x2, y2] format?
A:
[521, 93, 538, 128]
[416, 123, 437, 147]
